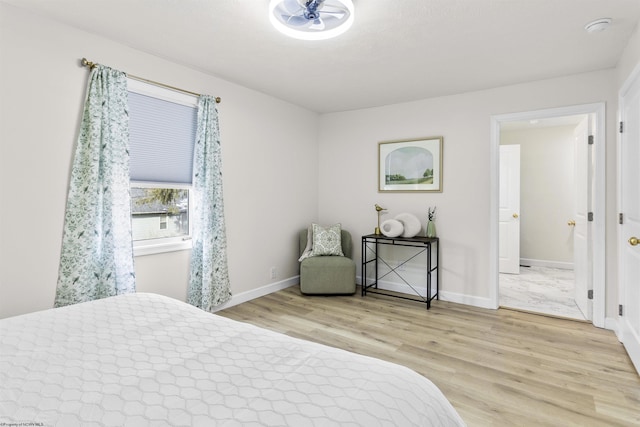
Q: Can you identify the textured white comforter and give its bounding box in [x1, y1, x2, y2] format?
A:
[0, 293, 465, 426]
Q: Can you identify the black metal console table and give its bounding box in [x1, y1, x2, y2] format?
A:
[361, 234, 439, 309]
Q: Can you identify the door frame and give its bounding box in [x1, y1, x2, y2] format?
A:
[573, 116, 593, 320]
[489, 103, 606, 328]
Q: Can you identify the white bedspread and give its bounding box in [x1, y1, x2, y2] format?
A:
[1, 293, 465, 426]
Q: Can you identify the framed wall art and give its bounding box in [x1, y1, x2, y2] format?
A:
[378, 136, 443, 192]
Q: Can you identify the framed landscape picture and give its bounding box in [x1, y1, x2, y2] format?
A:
[378, 136, 443, 192]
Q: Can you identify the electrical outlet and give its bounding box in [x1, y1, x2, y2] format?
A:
[270, 267, 277, 279]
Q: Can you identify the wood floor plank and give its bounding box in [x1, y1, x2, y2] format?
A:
[218, 286, 640, 426]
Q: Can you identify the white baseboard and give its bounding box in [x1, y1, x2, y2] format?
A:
[520, 258, 573, 270]
[213, 275, 616, 335]
[439, 290, 496, 309]
[356, 275, 496, 310]
[605, 316, 620, 336]
[212, 276, 299, 312]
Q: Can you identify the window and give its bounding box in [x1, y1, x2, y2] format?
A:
[131, 183, 189, 236]
[128, 79, 198, 256]
[159, 214, 168, 230]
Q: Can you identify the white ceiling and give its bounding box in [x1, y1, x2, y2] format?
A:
[3, 0, 640, 113]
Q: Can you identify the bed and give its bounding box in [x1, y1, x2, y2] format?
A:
[0, 292, 465, 426]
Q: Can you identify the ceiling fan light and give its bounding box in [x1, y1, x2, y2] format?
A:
[269, 0, 355, 41]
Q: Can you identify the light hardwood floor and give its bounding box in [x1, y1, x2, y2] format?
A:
[218, 286, 640, 426]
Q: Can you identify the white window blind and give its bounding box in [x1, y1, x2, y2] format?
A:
[128, 88, 198, 184]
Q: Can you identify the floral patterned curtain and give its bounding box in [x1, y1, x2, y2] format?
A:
[55, 65, 135, 307]
[187, 95, 232, 311]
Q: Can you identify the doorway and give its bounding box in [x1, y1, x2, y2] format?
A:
[499, 116, 587, 320]
[490, 103, 606, 328]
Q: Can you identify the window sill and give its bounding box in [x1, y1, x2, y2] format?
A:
[133, 240, 193, 257]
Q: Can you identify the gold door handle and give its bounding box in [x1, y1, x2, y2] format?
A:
[512, 213, 519, 219]
[568, 220, 576, 226]
[630, 237, 639, 246]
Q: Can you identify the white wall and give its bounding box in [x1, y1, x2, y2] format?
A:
[0, 4, 319, 318]
[1, 4, 637, 321]
[501, 126, 576, 266]
[618, 23, 640, 87]
[317, 70, 618, 311]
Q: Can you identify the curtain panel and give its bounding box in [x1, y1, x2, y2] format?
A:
[55, 65, 135, 307]
[187, 95, 232, 311]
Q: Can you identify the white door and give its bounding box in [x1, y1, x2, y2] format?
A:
[573, 117, 592, 320]
[619, 71, 640, 375]
[499, 145, 520, 274]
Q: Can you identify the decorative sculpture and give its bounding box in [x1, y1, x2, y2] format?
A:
[374, 204, 387, 235]
[395, 213, 421, 238]
[380, 219, 404, 237]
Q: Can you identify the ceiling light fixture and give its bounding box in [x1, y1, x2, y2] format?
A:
[269, 0, 355, 41]
[584, 18, 612, 33]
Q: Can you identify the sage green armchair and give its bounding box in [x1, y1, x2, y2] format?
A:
[299, 229, 356, 295]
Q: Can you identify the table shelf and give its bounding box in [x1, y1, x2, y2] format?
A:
[361, 234, 439, 309]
